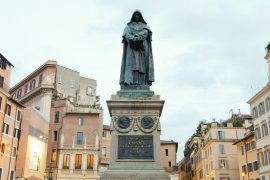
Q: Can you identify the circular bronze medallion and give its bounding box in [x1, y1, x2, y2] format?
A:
[117, 117, 131, 129]
[141, 116, 154, 129]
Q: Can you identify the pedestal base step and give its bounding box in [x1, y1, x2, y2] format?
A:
[100, 169, 170, 180]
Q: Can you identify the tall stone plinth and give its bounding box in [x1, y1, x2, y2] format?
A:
[101, 94, 170, 180]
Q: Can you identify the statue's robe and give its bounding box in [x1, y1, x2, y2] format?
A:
[120, 22, 154, 86]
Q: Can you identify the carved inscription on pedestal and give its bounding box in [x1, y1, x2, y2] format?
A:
[118, 135, 153, 160]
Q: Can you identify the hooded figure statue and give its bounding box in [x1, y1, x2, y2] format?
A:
[120, 10, 154, 87]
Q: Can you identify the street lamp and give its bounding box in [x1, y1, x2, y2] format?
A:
[83, 174, 86, 180]
[206, 173, 210, 180]
[43, 171, 47, 180]
[241, 172, 245, 180]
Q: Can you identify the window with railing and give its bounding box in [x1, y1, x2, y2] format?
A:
[75, 154, 82, 169]
[77, 132, 83, 145]
[218, 159, 228, 169]
[87, 154, 94, 169]
[217, 131, 225, 139]
[63, 154, 70, 169]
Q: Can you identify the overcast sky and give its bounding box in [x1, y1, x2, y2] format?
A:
[1, 0, 269, 161]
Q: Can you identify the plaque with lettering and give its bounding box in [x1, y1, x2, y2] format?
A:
[118, 135, 154, 160]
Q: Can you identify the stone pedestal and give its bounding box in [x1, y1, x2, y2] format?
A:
[101, 92, 170, 180]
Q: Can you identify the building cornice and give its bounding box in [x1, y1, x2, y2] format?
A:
[16, 84, 55, 104]
[10, 60, 57, 93]
[247, 83, 270, 104]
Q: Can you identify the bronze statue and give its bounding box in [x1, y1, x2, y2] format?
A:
[120, 10, 154, 87]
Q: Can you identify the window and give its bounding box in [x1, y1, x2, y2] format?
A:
[1, 143, 5, 154]
[264, 151, 269, 165]
[259, 152, 265, 166]
[0, 75, 4, 88]
[2, 123, 9, 134]
[0, 58, 7, 69]
[70, 79, 74, 88]
[219, 159, 228, 169]
[16, 110, 22, 121]
[255, 127, 262, 140]
[261, 123, 269, 137]
[9, 170, 14, 180]
[217, 130, 225, 139]
[16, 89, 22, 98]
[259, 102, 265, 116]
[29, 80, 36, 90]
[87, 87, 92, 95]
[13, 128, 20, 138]
[253, 161, 259, 171]
[54, 111, 59, 123]
[247, 163, 253, 172]
[51, 149, 56, 162]
[77, 132, 83, 144]
[165, 149, 169, 156]
[58, 74, 62, 84]
[39, 74, 43, 85]
[12, 147, 16, 157]
[199, 169, 203, 179]
[75, 154, 82, 169]
[78, 117, 84, 126]
[102, 147, 106, 157]
[251, 141, 256, 149]
[24, 84, 28, 94]
[241, 145, 245, 155]
[63, 154, 70, 169]
[87, 154, 94, 169]
[219, 144, 225, 154]
[102, 130, 107, 138]
[265, 97, 270, 112]
[253, 107, 258, 118]
[242, 165, 246, 173]
[0, 96, 2, 110]
[53, 131, 58, 141]
[168, 161, 172, 167]
[5, 104, 11, 116]
[246, 143, 251, 151]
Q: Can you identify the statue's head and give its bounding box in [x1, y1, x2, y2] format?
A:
[128, 10, 147, 24]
